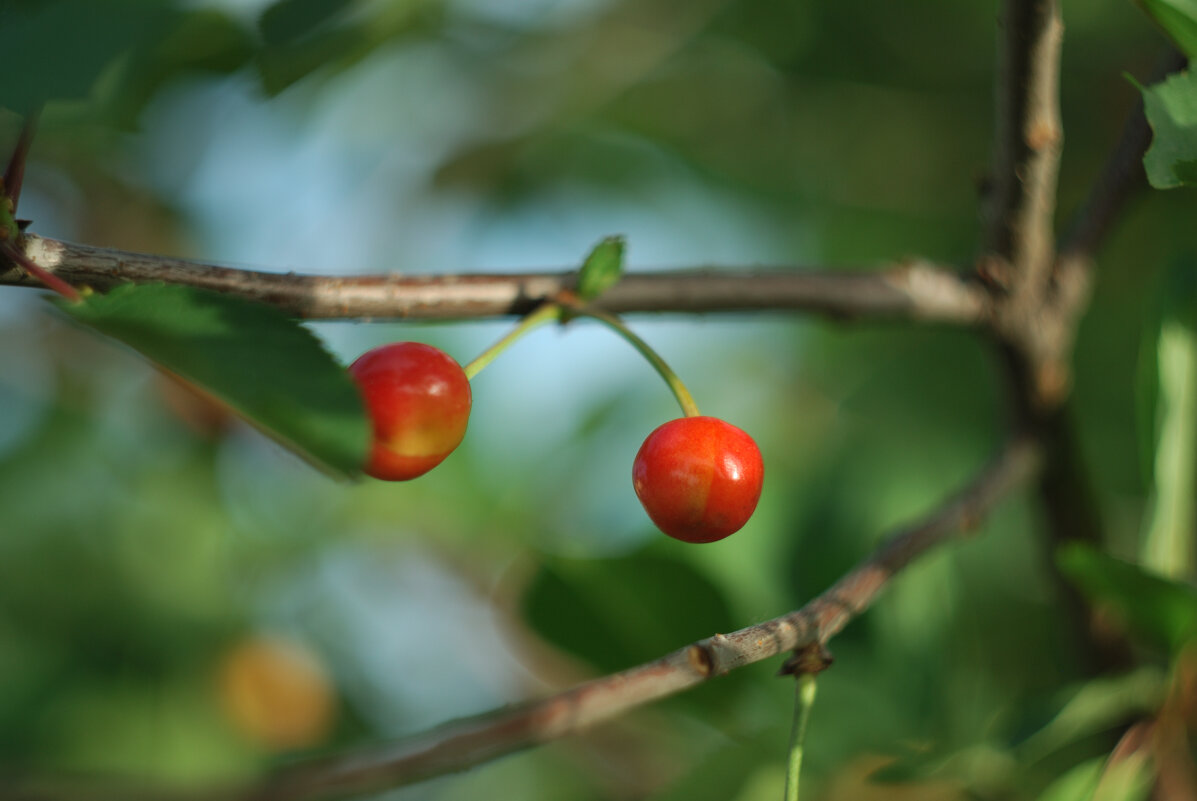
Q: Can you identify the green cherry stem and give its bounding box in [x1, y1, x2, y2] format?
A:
[462, 300, 699, 418]
[784, 675, 818, 801]
[463, 302, 562, 380]
[575, 307, 700, 418]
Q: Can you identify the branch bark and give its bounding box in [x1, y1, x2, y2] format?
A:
[987, 0, 1064, 302]
[223, 437, 1038, 801]
[985, 0, 1069, 413]
[985, 0, 1133, 673]
[0, 235, 992, 324]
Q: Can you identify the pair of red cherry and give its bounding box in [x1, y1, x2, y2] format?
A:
[349, 341, 763, 544]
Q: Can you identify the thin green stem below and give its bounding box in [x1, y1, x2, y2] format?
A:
[573, 307, 700, 418]
[463, 302, 561, 380]
[784, 675, 817, 801]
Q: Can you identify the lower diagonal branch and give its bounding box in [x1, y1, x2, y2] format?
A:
[9, 442, 1040, 801]
[230, 436, 1041, 801]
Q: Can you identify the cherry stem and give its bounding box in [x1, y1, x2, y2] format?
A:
[784, 675, 817, 801]
[2, 241, 81, 302]
[463, 300, 699, 418]
[463, 302, 562, 380]
[573, 307, 700, 418]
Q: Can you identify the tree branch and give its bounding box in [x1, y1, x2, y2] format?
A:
[7, 438, 1039, 801]
[985, 0, 1069, 413]
[986, 0, 1064, 299]
[1034, 56, 1186, 656]
[1058, 100, 1152, 262]
[0, 235, 992, 324]
[1060, 48, 1189, 261]
[224, 437, 1039, 801]
[984, 0, 1133, 674]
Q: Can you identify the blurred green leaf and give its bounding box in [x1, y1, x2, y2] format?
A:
[33, 675, 251, 779]
[1017, 667, 1167, 763]
[104, 9, 257, 127]
[1036, 758, 1103, 801]
[254, 0, 434, 95]
[1093, 752, 1154, 801]
[257, 25, 368, 95]
[155, 9, 256, 73]
[1034, 753, 1156, 801]
[1057, 543, 1197, 654]
[1139, 262, 1197, 577]
[521, 550, 736, 674]
[260, 0, 353, 46]
[1035, 754, 1154, 801]
[0, 0, 177, 111]
[59, 284, 369, 478]
[652, 742, 765, 801]
[576, 236, 625, 302]
[1139, 69, 1197, 189]
[1138, 0, 1197, 58]
[871, 742, 1016, 791]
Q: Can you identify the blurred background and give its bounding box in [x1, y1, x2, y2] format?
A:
[1, 0, 1194, 798]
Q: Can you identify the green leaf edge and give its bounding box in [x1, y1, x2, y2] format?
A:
[56, 282, 369, 479]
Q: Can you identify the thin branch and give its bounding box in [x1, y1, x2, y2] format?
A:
[984, 1, 1071, 415]
[1059, 100, 1152, 261]
[222, 437, 1039, 801]
[985, 0, 1071, 413]
[0, 235, 992, 324]
[1060, 48, 1189, 260]
[986, 0, 1063, 297]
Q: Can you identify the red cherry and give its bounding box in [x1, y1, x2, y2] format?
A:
[348, 342, 471, 481]
[632, 416, 764, 543]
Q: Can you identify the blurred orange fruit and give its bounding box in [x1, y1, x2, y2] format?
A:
[217, 635, 336, 751]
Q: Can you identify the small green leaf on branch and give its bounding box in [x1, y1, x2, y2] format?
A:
[59, 283, 370, 478]
[575, 235, 625, 303]
[1137, 69, 1197, 189]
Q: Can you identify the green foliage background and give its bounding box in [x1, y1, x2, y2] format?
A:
[1, 0, 1196, 798]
